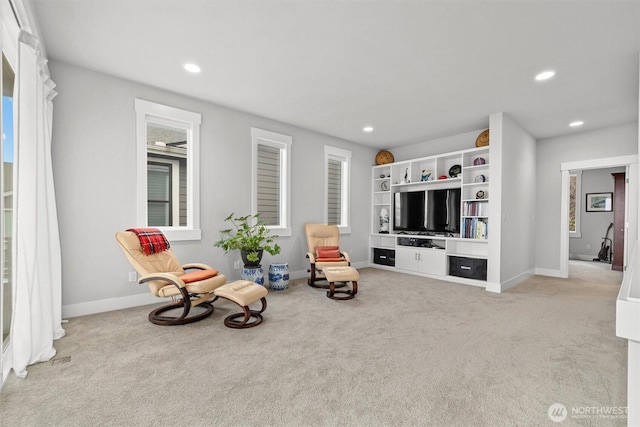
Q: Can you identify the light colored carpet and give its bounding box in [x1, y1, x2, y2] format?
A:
[1, 264, 626, 426]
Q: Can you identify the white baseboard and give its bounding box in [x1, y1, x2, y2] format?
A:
[351, 261, 369, 270]
[535, 267, 565, 278]
[570, 253, 598, 261]
[62, 293, 158, 319]
[484, 281, 502, 293]
[484, 270, 534, 293]
[501, 269, 535, 292]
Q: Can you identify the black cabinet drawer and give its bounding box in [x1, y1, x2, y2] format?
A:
[373, 248, 395, 266]
[449, 256, 487, 281]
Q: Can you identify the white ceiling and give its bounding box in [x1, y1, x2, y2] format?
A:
[28, 0, 640, 149]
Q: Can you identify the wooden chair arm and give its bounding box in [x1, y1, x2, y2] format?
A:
[139, 272, 186, 289]
[182, 262, 215, 271]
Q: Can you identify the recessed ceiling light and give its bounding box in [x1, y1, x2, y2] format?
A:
[184, 63, 201, 73]
[535, 70, 555, 81]
[363, 126, 374, 133]
[569, 120, 584, 127]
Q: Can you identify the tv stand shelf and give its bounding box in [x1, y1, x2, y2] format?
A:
[370, 146, 490, 287]
[369, 232, 488, 286]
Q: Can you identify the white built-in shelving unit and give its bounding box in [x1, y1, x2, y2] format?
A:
[370, 146, 490, 287]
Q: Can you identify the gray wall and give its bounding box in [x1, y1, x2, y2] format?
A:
[391, 128, 488, 162]
[536, 122, 638, 273]
[49, 60, 376, 315]
[48, 60, 639, 314]
[569, 167, 624, 260]
[496, 113, 537, 288]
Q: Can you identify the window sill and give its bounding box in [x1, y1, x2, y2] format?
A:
[268, 226, 292, 237]
[569, 231, 582, 238]
[159, 228, 202, 241]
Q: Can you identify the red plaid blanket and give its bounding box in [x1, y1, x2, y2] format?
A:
[126, 228, 171, 255]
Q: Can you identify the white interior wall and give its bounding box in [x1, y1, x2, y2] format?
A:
[496, 113, 537, 291]
[536, 122, 638, 275]
[49, 60, 376, 317]
[390, 128, 488, 162]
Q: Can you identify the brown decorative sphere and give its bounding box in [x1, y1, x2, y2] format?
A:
[375, 150, 394, 165]
[475, 129, 490, 147]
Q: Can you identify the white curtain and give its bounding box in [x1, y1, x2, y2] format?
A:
[10, 30, 64, 378]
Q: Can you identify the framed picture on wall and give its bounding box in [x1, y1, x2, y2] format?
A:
[586, 192, 613, 212]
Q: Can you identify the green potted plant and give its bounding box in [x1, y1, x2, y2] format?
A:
[214, 213, 281, 267]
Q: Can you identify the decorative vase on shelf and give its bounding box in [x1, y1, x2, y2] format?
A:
[379, 208, 389, 233]
[268, 263, 289, 290]
[473, 157, 486, 166]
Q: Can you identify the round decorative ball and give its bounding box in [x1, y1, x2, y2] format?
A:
[375, 150, 394, 165]
[475, 129, 490, 147]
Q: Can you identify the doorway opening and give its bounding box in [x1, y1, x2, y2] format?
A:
[560, 155, 638, 279]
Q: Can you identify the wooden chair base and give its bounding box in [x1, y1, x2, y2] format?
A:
[223, 297, 267, 329]
[308, 279, 347, 289]
[327, 281, 358, 300]
[149, 300, 214, 326]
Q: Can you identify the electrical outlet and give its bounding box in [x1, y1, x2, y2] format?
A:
[586, 244, 591, 250]
[128, 271, 138, 282]
[234, 260, 242, 270]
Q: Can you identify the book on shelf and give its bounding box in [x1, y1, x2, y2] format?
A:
[462, 218, 488, 239]
[463, 201, 488, 217]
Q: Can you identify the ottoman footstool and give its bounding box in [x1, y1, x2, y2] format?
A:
[213, 280, 268, 328]
[323, 266, 359, 300]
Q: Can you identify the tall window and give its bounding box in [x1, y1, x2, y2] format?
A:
[135, 99, 201, 240]
[251, 128, 292, 236]
[324, 146, 351, 233]
[569, 171, 581, 237]
[327, 158, 342, 224]
[1, 54, 14, 356]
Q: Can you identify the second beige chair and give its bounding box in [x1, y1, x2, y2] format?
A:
[304, 223, 351, 288]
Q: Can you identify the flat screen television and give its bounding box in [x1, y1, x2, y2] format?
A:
[393, 188, 461, 234]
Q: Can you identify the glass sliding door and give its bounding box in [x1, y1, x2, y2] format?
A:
[1, 52, 15, 384]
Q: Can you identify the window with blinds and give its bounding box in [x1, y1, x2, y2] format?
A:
[256, 144, 281, 226]
[327, 158, 342, 225]
[324, 145, 352, 232]
[251, 128, 292, 236]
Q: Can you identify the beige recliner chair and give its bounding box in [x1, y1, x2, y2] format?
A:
[115, 230, 227, 325]
[304, 223, 351, 288]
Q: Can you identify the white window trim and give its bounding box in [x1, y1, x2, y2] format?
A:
[570, 170, 582, 238]
[135, 99, 201, 241]
[324, 145, 351, 234]
[251, 128, 292, 236]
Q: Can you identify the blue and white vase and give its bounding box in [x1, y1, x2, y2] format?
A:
[241, 266, 264, 286]
[268, 263, 289, 290]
